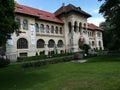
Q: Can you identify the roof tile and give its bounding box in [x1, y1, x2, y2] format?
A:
[54, 4, 91, 17]
[88, 23, 103, 31]
[15, 3, 63, 24]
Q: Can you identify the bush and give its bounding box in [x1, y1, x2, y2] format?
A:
[17, 52, 73, 62]
[22, 56, 74, 68]
[17, 55, 47, 62]
[0, 58, 10, 67]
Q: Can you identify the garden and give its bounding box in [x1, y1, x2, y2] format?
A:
[0, 55, 120, 90]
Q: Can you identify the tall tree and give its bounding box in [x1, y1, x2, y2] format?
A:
[99, 22, 115, 50]
[99, 0, 120, 50]
[0, 0, 18, 55]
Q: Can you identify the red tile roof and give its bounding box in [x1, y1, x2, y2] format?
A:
[54, 4, 91, 17]
[88, 23, 103, 31]
[15, 3, 63, 24]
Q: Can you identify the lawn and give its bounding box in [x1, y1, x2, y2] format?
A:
[0, 55, 120, 90]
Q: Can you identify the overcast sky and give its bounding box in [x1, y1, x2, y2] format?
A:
[15, 0, 105, 26]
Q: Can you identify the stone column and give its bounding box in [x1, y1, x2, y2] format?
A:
[44, 44, 48, 55]
[71, 22, 74, 52]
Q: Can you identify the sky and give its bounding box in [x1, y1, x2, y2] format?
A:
[15, 0, 105, 26]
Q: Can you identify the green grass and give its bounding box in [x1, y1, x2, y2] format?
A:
[0, 55, 120, 90]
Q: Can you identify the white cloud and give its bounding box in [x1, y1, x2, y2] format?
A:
[93, 9, 99, 13]
[88, 17, 105, 26]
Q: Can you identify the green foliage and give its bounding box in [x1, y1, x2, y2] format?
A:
[17, 55, 47, 62]
[17, 53, 73, 62]
[79, 44, 90, 54]
[99, 22, 114, 50]
[0, 0, 18, 42]
[22, 56, 74, 68]
[99, 0, 120, 50]
[0, 58, 10, 67]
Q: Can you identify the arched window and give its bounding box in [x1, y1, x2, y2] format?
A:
[74, 21, 77, 32]
[40, 24, 44, 33]
[46, 25, 49, 33]
[17, 38, 28, 49]
[55, 26, 58, 34]
[51, 26, 54, 33]
[57, 40, 63, 47]
[23, 19, 28, 30]
[60, 27, 62, 34]
[35, 23, 39, 32]
[92, 41, 94, 46]
[79, 22, 82, 32]
[68, 22, 72, 33]
[37, 39, 45, 48]
[48, 39, 55, 48]
[83, 23, 86, 30]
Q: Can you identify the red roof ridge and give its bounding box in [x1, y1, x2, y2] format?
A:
[88, 23, 103, 31]
[15, 3, 63, 24]
[54, 4, 91, 17]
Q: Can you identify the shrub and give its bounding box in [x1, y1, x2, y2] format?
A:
[18, 52, 74, 62]
[17, 55, 47, 62]
[0, 58, 10, 67]
[22, 56, 74, 68]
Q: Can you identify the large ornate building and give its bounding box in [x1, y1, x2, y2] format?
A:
[6, 3, 104, 61]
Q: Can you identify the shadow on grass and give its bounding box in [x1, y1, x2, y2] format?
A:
[0, 65, 52, 90]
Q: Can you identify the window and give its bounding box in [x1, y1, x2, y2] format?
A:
[92, 41, 94, 46]
[37, 39, 45, 48]
[40, 24, 44, 33]
[57, 40, 63, 47]
[19, 53, 27, 57]
[68, 22, 72, 33]
[48, 39, 55, 48]
[83, 23, 86, 30]
[35, 23, 39, 32]
[51, 26, 54, 33]
[17, 38, 28, 49]
[46, 25, 49, 33]
[74, 21, 77, 32]
[79, 22, 82, 32]
[60, 27, 62, 34]
[23, 19, 28, 30]
[55, 26, 58, 34]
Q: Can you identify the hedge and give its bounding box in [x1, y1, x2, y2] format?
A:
[18, 53, 73, 62]
[22, 56, 74, 68]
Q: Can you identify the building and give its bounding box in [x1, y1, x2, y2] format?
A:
[6, 3, 104, 61]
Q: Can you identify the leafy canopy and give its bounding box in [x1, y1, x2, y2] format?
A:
[99, 0, 120, 50]
[0, 0, 18, 44]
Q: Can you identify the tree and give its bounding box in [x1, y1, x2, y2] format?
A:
[79, 44, 90, 55]
[99, 22, 115, 50]
[0, 0, 19, 55]
[99, 0, 120, 50]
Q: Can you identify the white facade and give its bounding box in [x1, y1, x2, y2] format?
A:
[5, 4, 104, 61]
